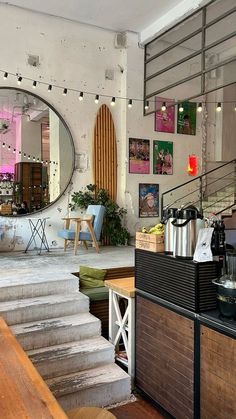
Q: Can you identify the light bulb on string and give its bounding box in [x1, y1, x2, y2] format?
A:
[17, 76, 22, 85]
[179, 104, 184, 113]
[128, 99, 133, 108]
[48, 84, 52, 92]
[13, 148, 16, 154]
[32, 80, 37, 89]
[216, 102, 222, 112]
[23, 153, 26, 158]
[2, 143, 5, 148]
[111, 97, 116, 106]
[161, 102, 166, 111]
[144, 100, 149, 110]
[3, 72, 8, 80]
[28, 155, 31, 160]
[95, 94, 99, 104]
[234, 104, 236, 111]
[79, 92, 84, 101]
[63, 88, 67, 96]
[8, 145, 11, 151]
[197, 102, 203, 112]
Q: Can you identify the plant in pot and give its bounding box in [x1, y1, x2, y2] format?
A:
[69, 184, 130, 246]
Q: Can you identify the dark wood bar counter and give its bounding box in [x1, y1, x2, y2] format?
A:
[135, 250, 236, 419]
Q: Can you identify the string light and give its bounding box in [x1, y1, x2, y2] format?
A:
[1, 69, 236, 112]
[161, 102, 166, 111]
[197, 102, 203, 112]
[216, 102, 222, 112]
[111, 97, 116, 106]
[235, 104, 236, 111]
[144, 100, 149, 110]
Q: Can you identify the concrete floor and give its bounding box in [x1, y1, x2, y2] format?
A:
[0, 246, 135, 278]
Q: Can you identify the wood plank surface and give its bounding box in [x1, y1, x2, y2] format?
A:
[104, 277, 135, 297]
[93, 104, 117, 201]
[136, 296, 194, 419]
[67, 406, 115, 419]
[200, 325, 236, 419]
[0, 316, 67, 419]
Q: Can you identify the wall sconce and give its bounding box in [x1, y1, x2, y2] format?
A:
[187, 154, 198, 176]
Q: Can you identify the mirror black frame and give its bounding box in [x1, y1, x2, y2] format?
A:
[0, 86, 75, 216]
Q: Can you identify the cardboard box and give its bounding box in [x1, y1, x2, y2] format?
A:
[136, 232, 164, 252]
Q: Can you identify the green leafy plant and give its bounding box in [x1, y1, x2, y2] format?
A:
[70, 184, 130, 246]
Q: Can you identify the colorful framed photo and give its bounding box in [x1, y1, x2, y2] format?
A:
[153, 140, 173, 175]
[139, 183, 159, 218]
[177, 101, 196, 135]
[155, 96, 175, 133]
[129, 138, 150, 174]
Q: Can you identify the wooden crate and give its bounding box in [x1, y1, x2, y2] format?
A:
[136, 232, 164, 252]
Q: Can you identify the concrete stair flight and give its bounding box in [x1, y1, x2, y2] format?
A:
[0, 271, 131, 410]
[202, 185, 236, 219]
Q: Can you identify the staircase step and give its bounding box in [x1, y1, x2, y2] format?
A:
[11, 313, 101, 350]
[47, 363, 131, 411]
[28, 336, 114, 379]
[0, 293, 89, 325]
[0, 273, 78, 301]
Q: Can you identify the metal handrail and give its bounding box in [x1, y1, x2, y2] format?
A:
[161, 159, 236, 216]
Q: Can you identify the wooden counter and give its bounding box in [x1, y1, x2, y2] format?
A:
[0, 316, 67, 419]
[104, 277, 135, 298]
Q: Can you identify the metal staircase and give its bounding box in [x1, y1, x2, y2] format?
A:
[161, 159, 236, 219]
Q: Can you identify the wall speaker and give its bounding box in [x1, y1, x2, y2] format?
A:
[114, 32, 127, 49]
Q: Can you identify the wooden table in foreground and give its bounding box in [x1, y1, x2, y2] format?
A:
[104, 277, 135, 384]
[0, 316, 67, 419]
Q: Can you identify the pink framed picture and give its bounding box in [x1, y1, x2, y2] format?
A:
[155, 97, 175, 133]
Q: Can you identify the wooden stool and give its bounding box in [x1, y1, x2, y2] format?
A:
[66, 406, 116, 419]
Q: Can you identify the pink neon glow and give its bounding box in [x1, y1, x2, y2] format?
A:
[0, 165, 14, 173]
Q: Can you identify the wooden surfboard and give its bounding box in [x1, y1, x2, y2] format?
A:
[93, 104, 117, 201]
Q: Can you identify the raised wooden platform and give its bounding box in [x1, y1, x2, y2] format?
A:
[0, 316, 67, 418]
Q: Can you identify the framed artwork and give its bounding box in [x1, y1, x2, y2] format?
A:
[153, 140, 173, 175]
[155, 96, 175, 133]
[177, 101, 196, 135]
[139, 183, 159, 218]
[129, 138, 150, 174]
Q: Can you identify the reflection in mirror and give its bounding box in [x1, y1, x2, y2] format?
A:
[0, 88, 74, 216]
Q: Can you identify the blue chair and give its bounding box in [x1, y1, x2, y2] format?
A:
[58, 205, 105, 255]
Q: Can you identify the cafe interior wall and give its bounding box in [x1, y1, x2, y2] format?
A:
[0, 3, 203, 251]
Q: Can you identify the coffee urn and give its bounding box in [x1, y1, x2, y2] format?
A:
[162, 207, 178, 254]
[172, 207, 198, 258]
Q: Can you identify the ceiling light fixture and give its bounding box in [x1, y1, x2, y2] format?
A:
[48, 84, 52, 92]
[63, 88, 67, 96]
[3, 72, 8, 80]
[128, 99, 133, 108]
[32, 80, 37, 88]
[17, 76, 22, 85]
[179, 104, 184, 113]
[111, 97, 116, 106]
[79, 92, 84, 101]
[216, 102, 222, 112]
[95, 94, 99, 104]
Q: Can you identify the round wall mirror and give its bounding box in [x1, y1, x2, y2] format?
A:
[0, 87, 74, 216]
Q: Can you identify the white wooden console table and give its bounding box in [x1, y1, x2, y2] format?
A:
[104, 277, 135, 385]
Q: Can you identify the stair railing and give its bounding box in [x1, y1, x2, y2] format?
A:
[161, 159, 236, 217]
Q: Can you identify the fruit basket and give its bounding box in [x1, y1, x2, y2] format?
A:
[136, 224, 164, 252]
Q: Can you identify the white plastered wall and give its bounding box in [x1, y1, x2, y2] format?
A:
[0, 4, 202, 251]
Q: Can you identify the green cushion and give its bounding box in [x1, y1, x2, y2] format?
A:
[79, 265, 107, 289]
[81, 286, 109, 301]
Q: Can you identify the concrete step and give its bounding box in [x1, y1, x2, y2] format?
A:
[11, 313, 101, 350]
[47, 363, 131, 411]
[28, 336, 114, 379]
[0, 292, 89, 325]
[0, 273, 78, 302]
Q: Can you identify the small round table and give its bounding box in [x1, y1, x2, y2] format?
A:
[24, 217, 50, 254]
[66, 406, 116, 419]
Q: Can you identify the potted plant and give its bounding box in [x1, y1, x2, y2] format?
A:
[69, 184, 130, 246]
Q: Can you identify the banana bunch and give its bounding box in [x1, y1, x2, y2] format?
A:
[148, 223, 164, 235]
